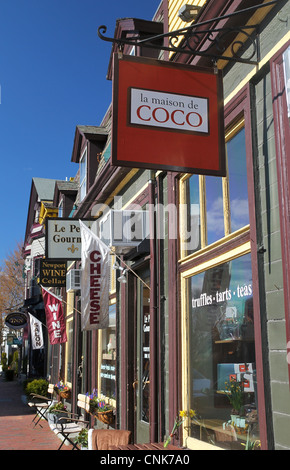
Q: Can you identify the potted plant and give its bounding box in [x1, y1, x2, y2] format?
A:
[225, 377, 245, 428]
[54, 381, 71, 399]
[48, 402, 68, 424]
[95, 400, 114, 426]
[75, 428, 88, 450]
[164, 409, 196, 447]
[87, 389, 114, 426]
[88, 389, 99, 414]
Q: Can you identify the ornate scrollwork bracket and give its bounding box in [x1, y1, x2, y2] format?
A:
[98, 0, 279, 66]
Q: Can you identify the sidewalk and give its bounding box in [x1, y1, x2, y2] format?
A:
[0, 374, 73, 450]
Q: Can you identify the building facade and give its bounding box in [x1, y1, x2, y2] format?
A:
[22, 0, 290, 450]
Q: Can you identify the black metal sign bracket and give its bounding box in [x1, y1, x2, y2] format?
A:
[98, 0, 280, 65]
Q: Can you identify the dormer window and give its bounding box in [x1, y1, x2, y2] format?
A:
[80, 148, 87, 201]
[58, 199, 64, 218]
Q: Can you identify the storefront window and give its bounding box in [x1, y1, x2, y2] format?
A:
[181, 174, 201, 256]
[180, 125, 249, 256]
[141, 283, 150, 423]
[205, 175, 224, 245]
[66, 319, 74, 384]
[100, 303, 116, 399]
[227, 127, 249, 231]
[186, 252, 259, 449]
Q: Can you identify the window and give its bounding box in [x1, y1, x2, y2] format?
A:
[66, 318, 74, 385]
[80, 148, 87, 201]
[180, 174, 201, 257]
[65, 292, 74, 386]
[227, 127, 249, 232]
[140, 280, 150, 423]
[205, 175, 224, 245]
[58, 199, 63, 218]
[180, 123, 249, 257]
[99, 303, 116, 401]
[180, 110, 259, 449]
[182, 251, 259, 449]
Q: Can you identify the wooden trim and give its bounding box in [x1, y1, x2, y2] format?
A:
[120, 280, 128, 429]
[179, 225, 250, 270]
[231, 82, 269, 449]
[149, 175, 158, 443]
[270, 39, 290, 383]
[167, 172, 180, 442]
[224, 32, 290, 106]
[181, 240, 251, 278]
[200, 175, 207, 248]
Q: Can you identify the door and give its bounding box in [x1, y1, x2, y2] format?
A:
[134, 271, 150, 443]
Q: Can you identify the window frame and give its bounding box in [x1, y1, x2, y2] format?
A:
[271, 39, 290, 384]
[64, 291, 75, 388]
[179, 118, 247, 259]
[97, 298, 117, 409]
[179, 84, 268, 449]
[180, 241, 252, 449]
[79, 147, 87, 202]
[58, 198, 63, 218]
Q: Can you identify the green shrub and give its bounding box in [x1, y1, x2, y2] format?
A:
[25, 379, 48, 397]
[11, 350, 18, 374]
[1, 352, 8, 371]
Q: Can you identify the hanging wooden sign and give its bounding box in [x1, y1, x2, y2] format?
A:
[112, 54, 226, 176]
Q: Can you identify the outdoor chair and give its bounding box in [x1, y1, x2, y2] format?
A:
[54, 393, 90, 450]
[88, 429, 132, 450]
[28, 383, 55, 428]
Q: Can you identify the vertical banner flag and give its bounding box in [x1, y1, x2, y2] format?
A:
[79, 220, 110, 331]
[41, 286, 67, 344]
[28, 313, 44, 350]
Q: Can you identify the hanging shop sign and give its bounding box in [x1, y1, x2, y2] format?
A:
[40, 259, 66, 287]
[28, 313, 44, 350]
[6, 334, 16, 345]
[79, 220, 110, 331]
[112, 54, 226, 176]
[13, 337, 23, 346]
[41, 286, 67, 344]
[45, 218, 96, 260]
[5, 312, 28, 330]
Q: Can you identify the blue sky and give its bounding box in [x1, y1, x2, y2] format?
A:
[0, 0, 159, 264]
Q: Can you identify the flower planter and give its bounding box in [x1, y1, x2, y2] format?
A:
[96, 409, 114, 426]
[49, 411, 68, 425]
[47, 412, 56, 427]
[59, 390, 71, 399]
[230, 414, 247, 434]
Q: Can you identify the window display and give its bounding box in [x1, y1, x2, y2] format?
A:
[100, 303, 116, 400]
[141, 284, 150, 423]
[187, 253, 259, 449]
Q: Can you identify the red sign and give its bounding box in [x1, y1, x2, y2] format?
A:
[112, 54, 226, 176]
[41, 286, 67, 344]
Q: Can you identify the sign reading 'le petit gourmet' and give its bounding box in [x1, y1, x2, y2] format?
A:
[45, 218, 95, 260]
[112, 55, 226, 176]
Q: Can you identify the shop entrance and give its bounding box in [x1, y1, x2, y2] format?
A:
[133, 268, 150, 444]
